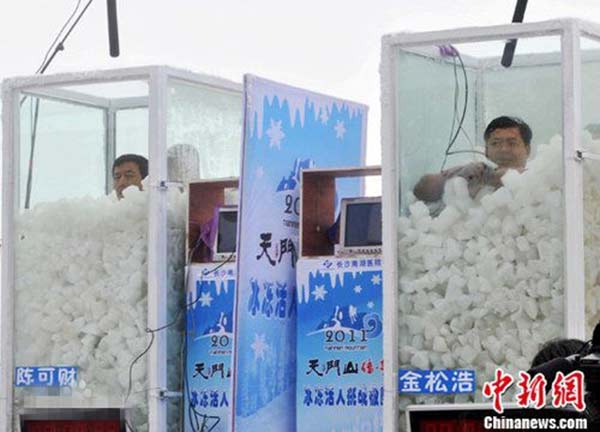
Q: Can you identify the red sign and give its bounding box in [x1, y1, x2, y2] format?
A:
[24, 420, 121, 432]
[419, 419, 485, 432]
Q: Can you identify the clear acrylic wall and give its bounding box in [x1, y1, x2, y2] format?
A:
[165, 77, 242, 429]
[581, 39, 600, 340]
[2, 67, 242, 432]
[381, 21, 600, 431]
[14, 79, 152, 429]
[395, 36, 566, 411]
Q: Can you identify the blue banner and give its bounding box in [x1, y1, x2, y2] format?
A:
[14, 366, 78, 387]
[184, 263, 236, 432]
[296, 258, 383, 432]
[233, 75, 367, 431]
[398, 369, 476, 394]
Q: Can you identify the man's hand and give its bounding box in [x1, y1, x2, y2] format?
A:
[456, 162, 493, 198]
[456, 162, 490, 182]
[485, 166, 526, 188]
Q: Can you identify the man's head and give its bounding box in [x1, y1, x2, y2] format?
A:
[531, 338, 585, 368]
[484, 116, 532, 169]
[112, 154, 148, 199]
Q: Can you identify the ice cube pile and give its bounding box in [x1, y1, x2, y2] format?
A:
[397, 135, 600, 408]
[14, 184, 186, 430]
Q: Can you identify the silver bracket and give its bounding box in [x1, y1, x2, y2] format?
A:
[150, 180, 185, 191]
[158, 389, 183, 400]
[576, 150, 600, 162]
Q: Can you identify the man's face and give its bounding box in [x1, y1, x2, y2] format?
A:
[485, 127, 530, 169]
[113, 161, 143, 199]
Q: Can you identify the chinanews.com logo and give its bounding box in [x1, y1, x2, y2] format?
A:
[481, 368, 588, 430]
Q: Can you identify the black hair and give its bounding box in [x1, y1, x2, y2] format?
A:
[112, 154, 148, 179]
[484, 116, 532, 146]
[531, 338, 586, 368]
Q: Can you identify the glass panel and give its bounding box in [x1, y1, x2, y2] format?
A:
[167, 79, 243, 182]
[165, 78, 242, 429]
[394, 36, 564, 422]
[164, 188, 186, 432]
[116, 108, 149, 158]
[583, 158, 600, 339]
[14, 81, 150, 431]
[19, 97, 105, 208]
[484, 59, 562, 147]
[63, 81, 149, 99]
[396, 48, 479, 213]
[581, 38, 600, 339]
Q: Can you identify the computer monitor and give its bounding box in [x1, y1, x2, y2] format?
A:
[212, 206, 238, 262]
[337, 196, 382, 256]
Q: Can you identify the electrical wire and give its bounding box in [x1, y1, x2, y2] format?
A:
[20, 0, 90, 108]
[440, 48, 470, 171]
[181, 240, 228, 432]
[22, 0, 96, 208]
[445, 149, 486, 157]
[450, 54, 474, 148]
[35, 0, 83, 74]
[124, 234, 233, 431]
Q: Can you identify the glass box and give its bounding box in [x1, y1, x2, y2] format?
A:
[381, 19, 600, 430]
[1, 66, 242, 431]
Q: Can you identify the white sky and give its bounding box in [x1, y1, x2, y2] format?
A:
[3, 0, 600, 164]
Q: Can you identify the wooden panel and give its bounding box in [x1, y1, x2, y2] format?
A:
[300, 166, 381, 258]
[301, 173, 335, 257]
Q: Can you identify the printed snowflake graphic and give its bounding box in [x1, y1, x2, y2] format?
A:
[266, 119, 285, 149]
[251, 333, 269, 360]
[198, 291, 214, 307]
[353, 285, 362, 294]
[371, 274, 382, 285]
[312, 285, 328, 301]
[367, 301, 375, 309]
[334, 120, 346, 139]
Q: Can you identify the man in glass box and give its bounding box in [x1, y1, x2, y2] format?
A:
[413, 116, 532, 208]
[112, 154, 148, 200]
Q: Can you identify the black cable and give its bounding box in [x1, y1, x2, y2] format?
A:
[181, 237, 228, 431]
[450, 54, 474, 148]
[23, 99, 40, 210]
[20, 0, 93, 109]
[125, 331, 155, 403]
[150, 252, 234, 334]
[446, 55, 459, 150]
[441, 49, 469, 171]
[38, 0, 95, 75]
[35, 0, 83, 74]
[445, 149, 486, 157]
[183, 328, 221, 432]
[124, 234, 233, 430]
[440, 51, 461, 170]
[21, 0, 96, 208]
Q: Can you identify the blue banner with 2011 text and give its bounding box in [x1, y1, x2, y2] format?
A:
[232, 75, 367, 431]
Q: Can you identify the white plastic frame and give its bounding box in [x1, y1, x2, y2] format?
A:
[381, 19, 600, 431]
[1, 65, 241, 432]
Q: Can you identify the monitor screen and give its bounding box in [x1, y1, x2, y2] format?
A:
[217, 209, 238, 254]
[344, 201, 382, 247]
